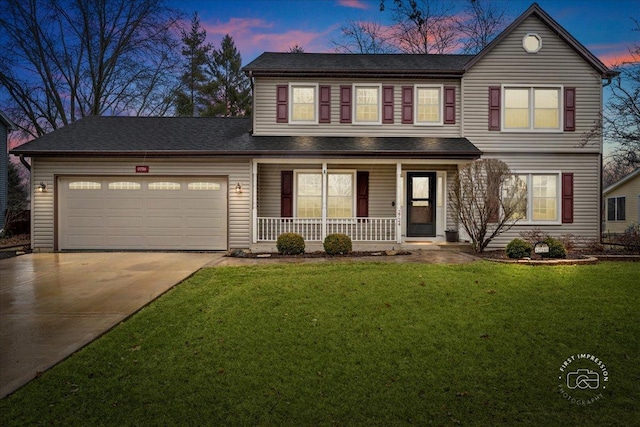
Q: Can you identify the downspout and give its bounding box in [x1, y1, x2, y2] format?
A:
[19, 154, 31, 171]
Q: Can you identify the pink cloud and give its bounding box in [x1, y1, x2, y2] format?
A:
[198, 17, 334, 60]
[337, 0, 370, 10]
[598, 51, 638, 68]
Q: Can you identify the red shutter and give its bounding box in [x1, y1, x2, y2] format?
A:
[401, 86, 413, 124]
[382, 86, 394, 124]
[357, 171, 369, 218]
[276, 85, 288, 123]
[319, 85, 331, 123]
[564, 87, 575, 131]
[488, 86, 501, 130]
[281, 171, 293, 218]
[562, 173, 574, 223]
[444, 86, 455, 124]
[340, 85, 352, 123]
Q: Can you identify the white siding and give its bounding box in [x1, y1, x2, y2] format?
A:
[463, 15, 603, 154]
[254, 78, 462, 137]
[31, 158, 251, 251]
[604, 175, 640, 233]
[482, 153, 600, 248]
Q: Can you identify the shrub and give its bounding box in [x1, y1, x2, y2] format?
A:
[617, 224, 640, 252]
[559, 233, 576, 252]
[506, 238, 533, 259]
[519, 228, 548, 246]
[323, 233, 352, 255]
[276, 233, 305, 255]
[543, 237, 567, 259]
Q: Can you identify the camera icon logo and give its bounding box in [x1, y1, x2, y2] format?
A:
[566, 369, 600, 390]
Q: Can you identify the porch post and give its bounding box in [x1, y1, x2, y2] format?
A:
[396, 162, 403, 244]
[252, 160, 258, 244]
[322, 163, 327, 240]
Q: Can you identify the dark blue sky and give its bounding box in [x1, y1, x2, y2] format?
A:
[179, 0, 638, 66]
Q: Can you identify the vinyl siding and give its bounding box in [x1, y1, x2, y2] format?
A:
[253, 78, 462, 137]
[604, 175, 640, 233]
[463, 15, 603, 154]
[31, 158, 251, 251]
[481, 153, 600, 248]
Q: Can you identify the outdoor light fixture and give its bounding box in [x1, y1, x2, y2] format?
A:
[38, 182, 47, 192]
[235, 182, 242, 194]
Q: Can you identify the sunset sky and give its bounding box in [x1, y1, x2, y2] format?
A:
[184, 0, 638, 67]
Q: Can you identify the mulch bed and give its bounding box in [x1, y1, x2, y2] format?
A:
[227, 250, 412, 259]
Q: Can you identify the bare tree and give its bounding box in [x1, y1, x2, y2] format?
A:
[0, 0, 182, 139]
[457, 0, 510, 54]
[604, 18, 640, 169]
[287, 44, 305, 53]
[449, 159, 527, 253]
[331, 20, 397, 53]
[386, 0, 459, 54]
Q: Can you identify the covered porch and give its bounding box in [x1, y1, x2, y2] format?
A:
[250, 159, 469, 251]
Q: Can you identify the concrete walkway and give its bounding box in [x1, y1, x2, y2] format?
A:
[0, 249, 475, 399]
[0, 252, 214, 398]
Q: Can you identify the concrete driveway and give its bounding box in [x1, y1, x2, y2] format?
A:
[0, 252, 216, 398]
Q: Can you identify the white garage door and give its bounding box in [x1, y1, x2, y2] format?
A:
[58, 177, 227, 250]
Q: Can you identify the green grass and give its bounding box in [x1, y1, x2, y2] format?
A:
[1, 261, 639, 426]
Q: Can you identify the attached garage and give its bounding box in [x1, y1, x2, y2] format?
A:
[58, 176, 228, 250]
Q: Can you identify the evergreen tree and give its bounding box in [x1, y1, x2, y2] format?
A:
[4, 161, 28, 235]
[205, 35, 251, 117]
[175, 12, 212, 116]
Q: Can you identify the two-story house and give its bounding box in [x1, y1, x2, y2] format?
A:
[11, 3, 617, 252]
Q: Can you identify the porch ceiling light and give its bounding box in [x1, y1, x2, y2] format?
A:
[235, 182, 242, 194]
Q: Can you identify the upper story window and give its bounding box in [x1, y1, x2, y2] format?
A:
[354, 85, 380, 124]
[290, 84, 317, 123]
[522, 33, 542, 53]
[415, 86, 442, 125]
[503, 86, 561, 131]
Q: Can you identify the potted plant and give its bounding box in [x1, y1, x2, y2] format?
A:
[445, 228, 459, 242]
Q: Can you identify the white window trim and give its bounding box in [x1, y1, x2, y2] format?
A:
[501, 85, 563, 133]
[293, 169, 357, 218]
[352, 84, 382, 125]
[509, 171, 562, 225]
[289, 83, 319, 125]
[414, 84, 444, 126]
[522, 33, 542, 53]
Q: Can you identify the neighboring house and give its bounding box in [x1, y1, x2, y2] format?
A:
[0, 110, 18, 232]
[603, 168, 640, 234]
[11, 4, 617, 252]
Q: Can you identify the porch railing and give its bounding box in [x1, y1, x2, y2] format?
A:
[257, 217, 396, 242]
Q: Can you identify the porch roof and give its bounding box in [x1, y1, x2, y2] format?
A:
[11, 116, 481, 159]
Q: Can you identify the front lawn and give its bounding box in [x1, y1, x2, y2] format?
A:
[1, 261, 638, 426]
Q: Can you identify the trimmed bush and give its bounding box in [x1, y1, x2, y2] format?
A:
[506, 238, 533, 259]
[323, 233, 352, 255]
[276, 233, 305, 255]
[544, 237, 567, 259]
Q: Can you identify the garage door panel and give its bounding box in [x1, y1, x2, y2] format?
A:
[59, 177, 228, 250]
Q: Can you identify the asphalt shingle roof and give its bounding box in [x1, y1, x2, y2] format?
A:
[243, 53, 475, 77]
[11, 116, 481, 159]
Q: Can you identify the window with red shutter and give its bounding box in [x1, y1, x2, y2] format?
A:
[444, 86, 455, 124]
[281, 171, 293, 217]
[488, 86, 501, 130]
[562, 173, 574, 223]
[340, 85, 352, 123]
[382, 86, 394, 124]
[401, 86, 413, 124]
[564, 87, 575, 131]
[319, 85, 331, 123]
[276, 85, 288, 123]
